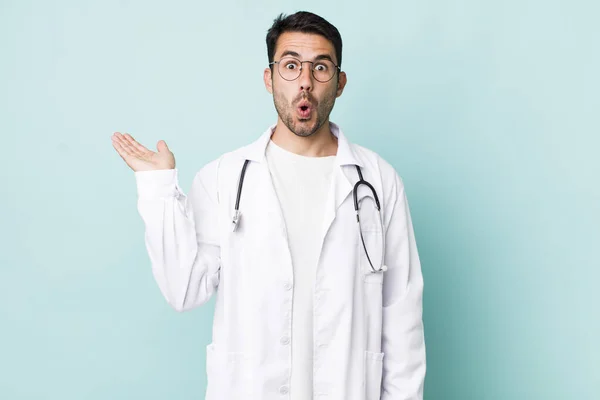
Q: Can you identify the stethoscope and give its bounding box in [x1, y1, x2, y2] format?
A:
[231, 160, 387, 273]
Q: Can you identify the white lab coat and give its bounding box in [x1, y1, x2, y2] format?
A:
[134, 122, 426, 400]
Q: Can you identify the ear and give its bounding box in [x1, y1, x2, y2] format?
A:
[335, 71, 347, 98]
[264, 67, 273, 94]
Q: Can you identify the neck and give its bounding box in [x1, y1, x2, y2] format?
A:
[271, 118, 338, 157]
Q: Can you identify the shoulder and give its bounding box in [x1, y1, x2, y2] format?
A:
[194, 141, 251, 177]
[350, 141, 405, 191]
[190, 138, 259, 200]
[348, 141, 408, 229]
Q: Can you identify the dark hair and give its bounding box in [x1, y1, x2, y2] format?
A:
[266, 11, 343, 69]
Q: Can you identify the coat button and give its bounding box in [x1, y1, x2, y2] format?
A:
[284, 282, 292, 291]
[279, 385, 289, 394]
[280, 336, 290, 345]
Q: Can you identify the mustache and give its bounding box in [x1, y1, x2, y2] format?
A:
[294, 93, 317, 106]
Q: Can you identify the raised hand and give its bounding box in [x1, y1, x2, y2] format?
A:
[111, 132, 175, 172]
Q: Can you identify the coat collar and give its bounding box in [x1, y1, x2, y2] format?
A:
[240, 121, 364, 168]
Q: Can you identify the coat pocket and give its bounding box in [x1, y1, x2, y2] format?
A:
[364, 350, 384, 400]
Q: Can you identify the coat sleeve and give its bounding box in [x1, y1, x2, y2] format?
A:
[134, 160, 221, 312]
[380, 171, 426, 399]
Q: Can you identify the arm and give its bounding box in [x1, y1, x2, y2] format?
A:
[380, 172, 426, 399]
[135, 162, 221, 312]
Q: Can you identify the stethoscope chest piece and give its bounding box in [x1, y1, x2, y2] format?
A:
[231, 159, 251, 233]
[377, 264, 388, 273]
[232, 210, 241, 232]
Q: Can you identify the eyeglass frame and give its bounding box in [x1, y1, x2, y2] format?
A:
[268, 56, 342, 83]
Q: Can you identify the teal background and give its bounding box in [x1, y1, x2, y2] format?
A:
[1, 0, 598, 399]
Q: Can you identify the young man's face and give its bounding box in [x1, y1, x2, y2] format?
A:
[264, 31, 347, 137]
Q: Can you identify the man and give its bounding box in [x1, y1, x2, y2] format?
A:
[111, 11, 426, 400]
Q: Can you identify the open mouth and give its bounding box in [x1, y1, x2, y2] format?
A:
[297, 101, 313, 119]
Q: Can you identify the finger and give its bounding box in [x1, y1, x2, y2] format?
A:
[114, 135, 141, 160]
[112, 132, 126, 143]
[112, 132, 142, 157]
[117, 133, 144, 157]
[112, 138, 133, 161]
[112, 132, 129, 142]
[123, 133, 150, 155]
[157, 140, 170, 153]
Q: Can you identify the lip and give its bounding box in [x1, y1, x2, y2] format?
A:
[297, 99, 313, 116]
[297, 99, 312, 108]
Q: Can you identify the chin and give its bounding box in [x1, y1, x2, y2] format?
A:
[292, 123, 319, 137]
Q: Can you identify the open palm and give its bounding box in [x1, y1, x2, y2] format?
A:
[111, 132, 175, 172]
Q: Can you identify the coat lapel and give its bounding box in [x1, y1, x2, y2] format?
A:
[320, 164, 353, 242]
[318, 123, 364, 251]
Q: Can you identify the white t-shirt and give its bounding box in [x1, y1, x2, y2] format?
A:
[265, 138, 336, 400]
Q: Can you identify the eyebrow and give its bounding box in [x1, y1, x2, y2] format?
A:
[279, 50, 336, 64]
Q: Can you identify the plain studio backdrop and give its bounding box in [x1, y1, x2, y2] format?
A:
[1, 0, 598, 399]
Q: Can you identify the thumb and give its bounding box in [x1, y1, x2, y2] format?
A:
[157, 140, 170, 153]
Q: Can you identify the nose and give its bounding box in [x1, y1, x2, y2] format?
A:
[298, 62, 313, 92]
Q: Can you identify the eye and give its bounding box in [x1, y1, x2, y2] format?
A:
[314, 63, 328, 71]
[284, 61, 299, 70]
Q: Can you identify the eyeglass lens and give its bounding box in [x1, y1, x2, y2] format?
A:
[276, 57, 336, 82]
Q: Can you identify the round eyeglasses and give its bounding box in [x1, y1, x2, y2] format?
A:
[269, 56, 341, 83]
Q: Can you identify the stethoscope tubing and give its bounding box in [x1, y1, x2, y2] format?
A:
[233, 160, 386, 273]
